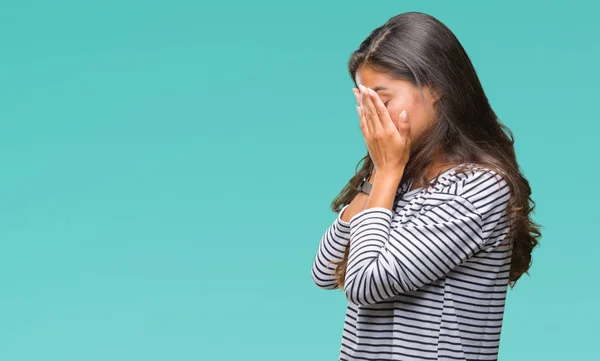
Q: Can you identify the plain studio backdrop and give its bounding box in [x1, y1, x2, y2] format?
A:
[0, 1, 597, 360]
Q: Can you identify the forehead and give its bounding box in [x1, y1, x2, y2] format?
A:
[355, 66, 392, 87]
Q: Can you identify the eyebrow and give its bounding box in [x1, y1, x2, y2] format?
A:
[356, 84, 390, 93]
[372, 86, 388, 92]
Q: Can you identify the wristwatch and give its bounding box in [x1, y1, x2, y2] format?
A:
[357, 174, 373, 195]
[358, 173, 405, 198]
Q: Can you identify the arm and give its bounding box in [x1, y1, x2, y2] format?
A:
[340, 169, 377, 223]
[343, 172, 510, 305]
[311, 172, 375, 290]
[310, 204, 352, 290]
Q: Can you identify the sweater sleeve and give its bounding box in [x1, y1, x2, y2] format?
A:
[343, 185, 509, 305]
[311, 204, 352, 290]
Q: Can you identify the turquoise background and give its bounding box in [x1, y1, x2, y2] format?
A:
[1, 1, 597, 360]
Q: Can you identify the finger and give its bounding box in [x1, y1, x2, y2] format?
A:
[392, 113, 401, 131]
[358, 85, 372, 134]
[357, 103, 368, 138]
[352, 87, 361, 106]
[367, 87, 396, 132]
[364, 87, 382, 131]
[397, 109, 411, 145]
[360, 85, 378, 134]
[353, 88, 368, 136]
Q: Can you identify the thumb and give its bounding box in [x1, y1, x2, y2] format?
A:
[397, 110, 410, 131]
[398, 110, 411, 141]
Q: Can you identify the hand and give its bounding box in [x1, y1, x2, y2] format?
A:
[353, 84, 411, 174]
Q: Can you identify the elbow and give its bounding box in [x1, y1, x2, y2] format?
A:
[344, 286, 372, 305]
[343, 280, 378, 306]
[344, 272, 411, 305]
[343, 283, 356, 304]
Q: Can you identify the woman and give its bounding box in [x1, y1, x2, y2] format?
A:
[310, 11, 542, 361]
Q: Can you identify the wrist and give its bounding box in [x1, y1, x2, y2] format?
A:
[373, 168, 404, 183]
[358, 168, 403, 196]
[368, 170, 376, 182]
[365, 171, 403, 210]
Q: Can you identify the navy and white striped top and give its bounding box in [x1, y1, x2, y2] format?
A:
[311, 163, 512, 361]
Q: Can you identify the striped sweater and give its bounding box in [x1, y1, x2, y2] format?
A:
[311, 163, 512, 361]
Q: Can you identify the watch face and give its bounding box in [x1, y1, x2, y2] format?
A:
[362, 181, 372, 195]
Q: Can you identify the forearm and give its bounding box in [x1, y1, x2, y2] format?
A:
[365, 169, 404, 212]
[343, 168, 405, 303]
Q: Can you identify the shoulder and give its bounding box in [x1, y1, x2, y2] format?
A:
[449, 163, 511, 217]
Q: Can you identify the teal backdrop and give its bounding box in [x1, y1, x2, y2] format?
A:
[1, 1, 597, 360]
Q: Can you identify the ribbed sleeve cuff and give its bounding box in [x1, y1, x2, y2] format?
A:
[336, 204, 352, 229]
[348, 206, 394, 227]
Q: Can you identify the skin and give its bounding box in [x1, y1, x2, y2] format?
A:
[354, 65, 439, 151]
[355, 65, 455, 186]
[339, 65, 452, 222]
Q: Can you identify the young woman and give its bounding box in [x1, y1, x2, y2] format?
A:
[311, 11, 542, 361]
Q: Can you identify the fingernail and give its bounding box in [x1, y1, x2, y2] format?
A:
[400, 110, 408, 121]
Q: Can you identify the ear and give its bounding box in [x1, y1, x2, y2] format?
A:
[424, 83, 442, 104]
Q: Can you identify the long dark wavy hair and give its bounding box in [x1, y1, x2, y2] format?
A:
[331, 12, 542, 290]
